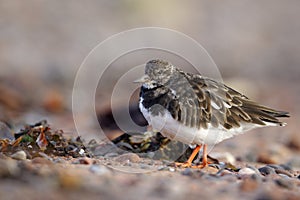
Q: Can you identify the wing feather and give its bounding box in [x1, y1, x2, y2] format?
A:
[175, 72, 289, 129]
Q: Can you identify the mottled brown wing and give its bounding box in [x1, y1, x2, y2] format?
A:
[179, 72, 289, 130]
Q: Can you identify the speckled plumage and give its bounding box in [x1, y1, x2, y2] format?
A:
[136, 59, 289, 167]
[139, 60, 288, 131]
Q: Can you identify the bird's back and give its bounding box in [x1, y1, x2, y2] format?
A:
[140, 70, 289, 132]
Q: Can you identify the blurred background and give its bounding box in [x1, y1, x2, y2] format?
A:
[0, 0, 299, 160]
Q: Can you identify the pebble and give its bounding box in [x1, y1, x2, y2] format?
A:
[258, 166, 276, 176]
[78, 149, 85, 156]
[274, 178, 294, 189]
[267, 164, 292, 171]
[181, 168, 193, 176]
[247, 166, 262, 176]
[139, 163, 151, 169]
[202, 166, 219, 174]
[114, 153, 141, 163]
[274, 169, 293, 177]
[238, 167, 257, 178]
[278, 174, 290, 179]
[169, 167, 175, 172]
[89, 165, 110, 175]
[78, 157, 93, 165]
[11, 150, 27, 160]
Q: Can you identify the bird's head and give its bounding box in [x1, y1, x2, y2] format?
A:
[134, 59, 174, 88]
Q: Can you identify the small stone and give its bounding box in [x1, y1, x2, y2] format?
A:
[11, 150, 27, 160]
[89, 165, 110, 175]
[78, 157, 93, 165]
[247, 166, 262, 176]
[238, 167, 256, 178]
[202, 166, 219, 174]
[266, 164, 282, 170]
[181, 168, 193, 176]
[240, 178, 259, 192]
[258, 166, 276, 176]
[169, 167, 175, 172]
[278, 174, 290, 179]
[78, 149, 85, 156]
[114, 153, 140, 163]
[274, 169, 293, 177]
[274, 178, 294, 189]
[139, 163, 151, 169]
[267, 164, 292, 171]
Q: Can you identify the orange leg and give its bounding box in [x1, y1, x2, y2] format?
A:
[201, 144, 208, 167]
[175, 144, 202, 168]
[191, 144, 208, 168]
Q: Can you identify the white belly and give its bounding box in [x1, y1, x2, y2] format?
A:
[139, 100, 258, 145]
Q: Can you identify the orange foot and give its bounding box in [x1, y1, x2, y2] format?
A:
[174, 161, 209, 169]
[190, 163, 208, 169]
[173, 144, 209, 169]
[174, 161, 193, 168]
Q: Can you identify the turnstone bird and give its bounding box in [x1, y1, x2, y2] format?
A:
[135, 59, 289, 168]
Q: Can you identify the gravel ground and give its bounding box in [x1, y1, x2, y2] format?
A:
[0, 116, 300, 200]
[0, 152, 299, 200]
[1, 2, 300, 199]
